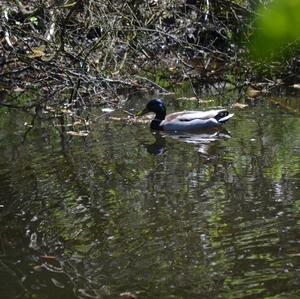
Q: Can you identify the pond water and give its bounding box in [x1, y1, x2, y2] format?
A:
[1, 92, 300, 299]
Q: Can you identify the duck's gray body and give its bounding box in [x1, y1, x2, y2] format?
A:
[161, 110, 234, 131]
[137, 99, 234, 132]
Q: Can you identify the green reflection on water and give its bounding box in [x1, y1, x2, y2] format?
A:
[0, 94, 300, 299]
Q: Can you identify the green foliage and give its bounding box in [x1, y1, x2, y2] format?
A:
[251, 0, 300, 60]
[30, 16, 38, 25]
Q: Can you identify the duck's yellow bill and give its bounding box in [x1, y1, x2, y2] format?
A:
[136, 107, 149, 117]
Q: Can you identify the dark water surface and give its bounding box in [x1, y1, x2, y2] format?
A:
[1, 94, 300, 299]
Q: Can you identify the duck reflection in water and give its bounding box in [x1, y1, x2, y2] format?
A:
[143, 127, 231, 155]
[143, 132, 166, 155]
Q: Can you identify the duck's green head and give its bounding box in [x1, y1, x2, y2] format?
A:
[136, 99, 166, 119]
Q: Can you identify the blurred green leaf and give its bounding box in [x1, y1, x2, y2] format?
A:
[30, 16, 38, 25]
[250, 0, 300, 60]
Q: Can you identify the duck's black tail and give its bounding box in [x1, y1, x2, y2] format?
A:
[215, 111, 234, 123]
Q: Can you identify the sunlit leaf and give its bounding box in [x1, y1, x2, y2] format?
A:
[29, 46, 45, 58]
[30, 16, 38, 24]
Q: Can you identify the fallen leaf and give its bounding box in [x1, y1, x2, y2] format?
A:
[102, 107, 115, 113]
[177, 97, 198, 101]
[45, 106, 56, 113]
[247, 88, 262, 97]
[73, 120, 85, 126]
[40, 255, 57, 260]
[60, 108, 73, 114]
[288, 253, 300, 257]
[29, 46, 46, 58]
[14, 87, 25, 92]
[233, 102, 248, 109]
[54, 124, 73, 127]
[109, 116, 122, 121]
[66, 131, 89, 137]
[120, 292, 137, 299]
[24, 122, 33, 127]
[41, 53, 56, 62]
[291, 83, 300, 89]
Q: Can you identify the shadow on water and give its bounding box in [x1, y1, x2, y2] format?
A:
[1, 92, 300, 299]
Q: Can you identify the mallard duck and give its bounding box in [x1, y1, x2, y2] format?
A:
[136, 99, 234, 131]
